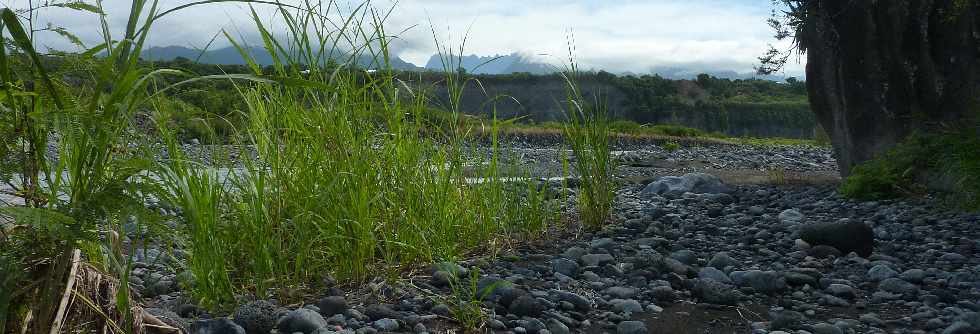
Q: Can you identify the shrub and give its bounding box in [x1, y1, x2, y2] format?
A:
[840, 129, 980, 210]
[647, 124, 704, 137]
[561, 70, 615, 229]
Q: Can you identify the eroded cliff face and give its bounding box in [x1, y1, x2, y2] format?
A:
[420, 77, 817, 139]
[803, 0, 979, 175]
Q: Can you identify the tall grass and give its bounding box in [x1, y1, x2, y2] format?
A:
[0, 0, 556, 324]
[0, 0, 174, 330]
[138, 1, 557, 305]
[157, 124, 235, 308]
[0, 0, 285, 329]
[560, 62, 615, 229]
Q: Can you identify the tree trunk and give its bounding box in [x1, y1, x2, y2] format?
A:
[804, 0, 979, 176]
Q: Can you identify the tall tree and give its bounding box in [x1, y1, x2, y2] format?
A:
[761, 0, 979, 175]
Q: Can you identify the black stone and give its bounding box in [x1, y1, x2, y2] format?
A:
[800, 221, 875, 257]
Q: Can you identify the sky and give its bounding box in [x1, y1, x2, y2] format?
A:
[14, 0, 806, 76]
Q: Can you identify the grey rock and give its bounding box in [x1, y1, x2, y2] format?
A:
[488, 319, 507, 330]
[707, 252, 740, 270]
[478, 277, 515, 299]
[232, 300, 278, 334]
[778, 209, 804, 224]
[825, 284, 857, 299]
[616, 321, 648, 334]
[730, 270, 786, 293]
[769, 310, 805, 330]
[552, 258, 580, 277]
[693, 279, 742, 305]
[430, 304, 450, 316]
[811, 323, 843, 334]
[547, 318, 570, 334]
[520, 318, 547, 333]
[943, 321, 979, 334]
[192, 318, 245, 334]
[276, 309, 328, 334]
[552, 290, 592, 312]
[698, 267, 733, 284]
[317, 296, 347, 316]
[650, 286, 678, 302]
[581, 254, 615, 267]
[901, 269, 926, 283]
[878, 278, 919, 296]
[508, 295, 544, 317]
[641, 173, 731, 196]
[610, 299, 643, 315]
[927, 318, 947, 330]
[364, 304, 399, 321]
[604, 286, 639, 299]
[356, 328, 378, 334]
[432, 262, 467, 277]
[669, 249, 697, 265]
[562, 247, 587, 260]
[784, 271, 818, 286]
[431, 271, 453, 287]
[492, 285, 527, 307]
[372, 318, 399, 332]
[867, 264, 898, 282]
[590, 238, 615, 249]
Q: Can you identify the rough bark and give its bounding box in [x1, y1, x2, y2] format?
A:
[803, 0, 979, 175]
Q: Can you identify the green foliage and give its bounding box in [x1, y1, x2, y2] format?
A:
[841, 129, 980, 210]
[663, 141, 680, 152]
[647, 124, 704, 137]
[562, 69, 615, 229]
[138, 60, 814, 142]
[157, 126, 234, 307]
[131, 1, 558, 306]
[0, 0, 282, 329]
[443, 269, 492, 332]
[840, 159, 907, 200]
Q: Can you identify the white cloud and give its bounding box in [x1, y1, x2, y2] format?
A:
[11, 0, 805, 76]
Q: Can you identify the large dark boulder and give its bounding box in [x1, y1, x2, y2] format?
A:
[800, 221, 875, 257]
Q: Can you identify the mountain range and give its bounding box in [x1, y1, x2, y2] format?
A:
[140, 45, 788, 80]
[139, 45, 423, 71]
[422, 53, 555, 75]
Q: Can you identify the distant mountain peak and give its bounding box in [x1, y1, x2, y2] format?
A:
[424, 52, 555, 75]
[140, 45, 423, 71]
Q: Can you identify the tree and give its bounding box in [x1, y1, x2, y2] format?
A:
[761, 0, 980, 175]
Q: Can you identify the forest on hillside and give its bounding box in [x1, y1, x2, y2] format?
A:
[146, 57, 815, 139]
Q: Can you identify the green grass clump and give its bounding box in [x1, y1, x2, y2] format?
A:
[841, 129, 980, 209]
[0, 0, 556, 324]
[144, 1, 557, 305]
[442, 269, 493, 331]
[840, 158, 908, 200]
[645, 124, 705, 137]
[561, 65, 615, 229]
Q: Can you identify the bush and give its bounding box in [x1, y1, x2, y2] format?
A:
[839, 158, 907, 200]
[840, 129, 980, 210]
[648, 124, 704, 137]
